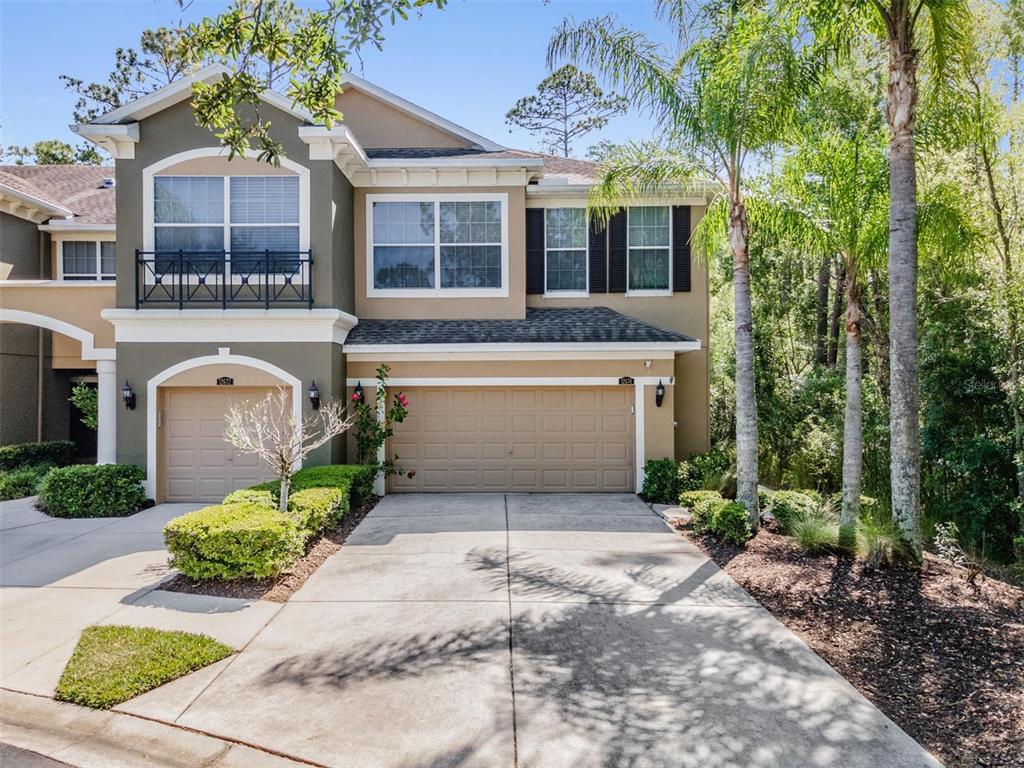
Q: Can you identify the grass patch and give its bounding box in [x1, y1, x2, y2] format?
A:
[55, 625, 233, 709]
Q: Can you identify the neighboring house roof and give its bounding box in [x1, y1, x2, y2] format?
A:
[0, 165, 115, 226]
[344, 307, 697, 347]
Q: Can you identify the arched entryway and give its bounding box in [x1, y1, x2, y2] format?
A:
[146, 349, 302, 501]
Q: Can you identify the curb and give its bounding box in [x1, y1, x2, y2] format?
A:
[0, 689, 321, 768]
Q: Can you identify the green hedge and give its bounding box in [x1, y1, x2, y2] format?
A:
[0, 440, 73, 472]
[287, 486, 347, 537]
[641, 458, 684, 503]
[760, 490, 820, 533]
[250, 464, 376, 506]
[164, 503, 304, 580]
[0, 465, 51, 501]
[680, 490, 728, 534]
[710, 501, 753, 545]
[38, 464, 146, 518]
[222, 488, 275, 508]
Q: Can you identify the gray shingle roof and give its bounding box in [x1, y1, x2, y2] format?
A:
[345, 307, 696, 346]
[0, 165, 116, 225]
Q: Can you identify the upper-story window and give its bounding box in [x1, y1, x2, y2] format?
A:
[154, 176, 300, 261]
[368, 193, 508, 297]
[61, 241, 115, 280]
[627, 206, 671, 293]
[545, 208, 588, 295]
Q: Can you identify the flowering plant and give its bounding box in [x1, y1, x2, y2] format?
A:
[352, 364, 414, 481]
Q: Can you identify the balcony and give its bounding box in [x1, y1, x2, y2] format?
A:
[135, 250, 313, 309]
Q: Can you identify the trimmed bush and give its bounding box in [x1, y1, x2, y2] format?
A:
[250, 464, 376, 506]
[710, 501, 753, 545]
[222, 488, 275, 508]
[164, 503, 304, 580]
[0, 465, 51, 501]
[680, 490, 727, 534]
[761, 490, 820, 533]
[641, 458, 683, 503]
[287, 486, 348, 537]
[0, 440, 73, 472]
[38, 464, 146, 518]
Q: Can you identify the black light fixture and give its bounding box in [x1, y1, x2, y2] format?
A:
[308, 380, 321, 410]
[655, 379, 665, 408]
[352, 381, 364, 403]
[121, 380, 136, 410]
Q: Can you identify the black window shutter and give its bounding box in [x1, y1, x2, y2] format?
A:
[608, 211, 627, 293]
[526, 208, 545, 294]
[672, 205, 692, 292]
[588, 218, 607, 293]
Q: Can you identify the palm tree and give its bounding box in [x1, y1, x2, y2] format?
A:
[549, 3, 817, 526]
[790, 0, 973, 560]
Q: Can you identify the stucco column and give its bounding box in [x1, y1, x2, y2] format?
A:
[374, 392, 386, 496]
[96, 359, 117, 464]
[634, 383, 646, 494]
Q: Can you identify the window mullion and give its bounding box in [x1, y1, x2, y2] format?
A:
[223, 177, 231, 279]
[434, 201, 441, 292]
[95, 241, 101, 280]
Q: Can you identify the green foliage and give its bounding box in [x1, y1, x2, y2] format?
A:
[679, 449, 733, 492]
[38, 464, 146, 518]
[250, 464, 375, 505]
[790, 508, 841, 555]
[164, 503, 305, 581]
[710, 501, 754, 545]
[855, 515, 904, 568]
[353, 364, 412, 481]
[286, 486, 348, 537]
[70, 383, 98, 431]
[641, 458, 683, 503]
[55, 625, 232, 709]
[2, 139, 102, 165]
[505, 64, 627, 157]
[222, 488, 276, 507]
[0, 440, 73, 471]
[681, 490, 728, 534]
[0, 466, 51, 501]
[761, 489, 820, 533]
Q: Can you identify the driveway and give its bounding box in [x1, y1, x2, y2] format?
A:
[0, 493, 940, 768]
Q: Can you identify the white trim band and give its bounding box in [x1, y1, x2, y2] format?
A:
[102, 308, 358, 345]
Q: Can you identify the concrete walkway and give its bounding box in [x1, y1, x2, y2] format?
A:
[0, 493, 941, 768]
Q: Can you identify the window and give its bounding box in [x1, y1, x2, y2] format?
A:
[545, 208, 587, 294]
[153, 176, 301, 270]
[61, 241, 116, 281]
[369, 195, 507, 295]
[627, 206, 670, 292]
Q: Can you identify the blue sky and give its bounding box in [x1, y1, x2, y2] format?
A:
[0, 0, 675, 159]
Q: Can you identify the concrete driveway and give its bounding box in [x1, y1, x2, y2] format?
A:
[0, 493, 940, 768]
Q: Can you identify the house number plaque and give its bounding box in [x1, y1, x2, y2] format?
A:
[216, 377, 235, 386]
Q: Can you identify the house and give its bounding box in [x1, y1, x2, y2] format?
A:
[0, 65, 711, 502]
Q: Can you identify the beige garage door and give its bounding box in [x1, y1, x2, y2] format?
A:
[160, 387, 279, 502]
[387, 386, 634, 493]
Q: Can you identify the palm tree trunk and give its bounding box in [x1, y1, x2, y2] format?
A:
[815, 257, 830, 366]
[730, 196, 759, 526]
[840, 271, 863, 550]
[886, 39, 923, 560]
[869, 270, 890, 403]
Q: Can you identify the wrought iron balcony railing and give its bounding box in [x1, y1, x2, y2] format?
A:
[135, 250, 313, 309]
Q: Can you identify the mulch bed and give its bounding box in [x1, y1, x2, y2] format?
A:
[161, 496, 379, 603]
[677, 522, 1024, 768]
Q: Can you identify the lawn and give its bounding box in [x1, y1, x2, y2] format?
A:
[55, 625, 233, 709]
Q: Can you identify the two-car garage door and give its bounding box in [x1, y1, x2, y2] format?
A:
[387, 386, 635, 493]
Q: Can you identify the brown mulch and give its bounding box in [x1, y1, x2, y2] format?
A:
[161, 496, 379, 603]
[677, 522, 1024, 768]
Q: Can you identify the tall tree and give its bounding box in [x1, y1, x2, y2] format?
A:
[505, 65, 628, 157]
[551, 1, 817, 524]
[791, 0, 974, 559]
[3, 140, 102, 165]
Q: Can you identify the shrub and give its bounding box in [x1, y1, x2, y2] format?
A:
[761, 490, 820, 533]
[250, 464, 376, 506]
[710, 501, 753, 545]
[790, 508, 841, 555]
[222, 488, 275, 508]
[0, 440, 73, 471]
[287, 486, 347, 537]
[38, 464, 146, 518]
[1015, 536, 1024, 563]
[0, 465, 51, 501]
[680, 490, 727, 534]
[641, 458, 683, 503]
[678, 449, 732, 493]
[856, 516, 904, 568]
[164, 503, 304, 580]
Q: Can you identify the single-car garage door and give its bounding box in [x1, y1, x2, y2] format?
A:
[387, 386, 634, 492]
[160, 387, 280, 502]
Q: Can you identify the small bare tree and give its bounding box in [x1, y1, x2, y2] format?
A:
[224, 386, 351, 512]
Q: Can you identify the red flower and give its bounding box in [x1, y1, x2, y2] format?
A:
[397, 393, 409, 407]
[351, 392, 362, 402]
[407, 469, 417, 478]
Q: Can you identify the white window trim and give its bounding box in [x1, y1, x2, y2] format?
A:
[543, 205, 589, 299]
[626, 205, 672, 297]
[366, 192, 509, 299]
[56, 238, 116, 281]
[142, 148, 310, 287]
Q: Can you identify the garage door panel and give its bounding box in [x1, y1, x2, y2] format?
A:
[388, 386, 634, 493]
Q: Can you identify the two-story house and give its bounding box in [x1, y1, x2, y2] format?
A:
[0, 65, 710, 502]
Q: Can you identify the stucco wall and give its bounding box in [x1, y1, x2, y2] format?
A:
[335, 87, 472, 149]
[114, 341, 348, 479]
[0, 212, 47, 279]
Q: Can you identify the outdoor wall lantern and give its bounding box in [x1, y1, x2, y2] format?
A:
[655, 380, 666, 408]
[308, 380, 321, 411]
[121, 380, 136, 410]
